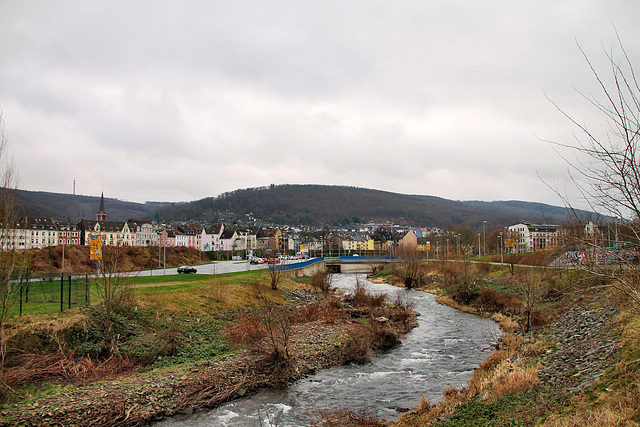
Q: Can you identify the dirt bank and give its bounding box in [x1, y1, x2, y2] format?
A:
[1, 321, 353, 426]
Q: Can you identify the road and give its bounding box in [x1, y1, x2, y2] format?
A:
[136, 258, 316, 277]
[25, 258, 312, 282]
[136, 260, 268, 277]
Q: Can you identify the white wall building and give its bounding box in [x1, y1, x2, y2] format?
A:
[508, 221, 560, 252]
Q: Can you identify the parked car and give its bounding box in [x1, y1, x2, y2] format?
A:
[177, 266, 197, 274]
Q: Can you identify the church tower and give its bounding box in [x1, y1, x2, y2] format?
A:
[96, 192, 108, 221]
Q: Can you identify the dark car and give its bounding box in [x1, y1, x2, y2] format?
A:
[177, 266, 197, 274]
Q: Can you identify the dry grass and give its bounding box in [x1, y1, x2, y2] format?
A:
[1, 352, 137, 392]
[491, 312, 520, 332]
[310, 408, 386, 426]
[434, 294, 477, 314]
[4, 311, 88, 342]
[29, 245, 203, 276]
[543, 406, 638, 427]
[472, 360, 537, 400]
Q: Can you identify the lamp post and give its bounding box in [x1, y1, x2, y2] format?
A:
[499, 232, 503, 263]
[482, 220, 487, 256]
[477, 233, 481, 258]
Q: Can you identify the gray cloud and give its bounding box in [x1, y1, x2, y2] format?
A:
[1, 0, 639, 212]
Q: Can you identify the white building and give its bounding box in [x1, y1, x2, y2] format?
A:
[508, 221, 560, 252]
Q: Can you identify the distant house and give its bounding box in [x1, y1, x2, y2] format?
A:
[257, 228, 281, 254]
[77, 219, 134, 246]
[508, 221, 560, 252]
[399, 230, 418, 249]
[57, 221, 81, 246]
[25, 217, 58, 249]
[2, 219, 28, 250]
[220, 229, 239, 251]
[201, 223, 224, 251]
[129, 220, 157, 247]
[159, 229, 176, 247]
[175, 224, 197, 248]
[186, 223, 203, 250]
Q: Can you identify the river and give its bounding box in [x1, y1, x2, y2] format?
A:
[157, 273, 499, 426]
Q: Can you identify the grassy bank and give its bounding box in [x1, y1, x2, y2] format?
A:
[368, 257, 640, 427]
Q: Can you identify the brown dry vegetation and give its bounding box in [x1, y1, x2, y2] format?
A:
[354, 254, 640, 427]
[27, 245, 202, 276]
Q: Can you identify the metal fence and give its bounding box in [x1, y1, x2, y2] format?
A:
[11, 274, 92, 317]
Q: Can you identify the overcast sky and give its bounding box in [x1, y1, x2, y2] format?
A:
[1, 1, 639, 208]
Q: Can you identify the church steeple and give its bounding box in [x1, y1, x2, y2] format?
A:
[96, 192, 107, 221]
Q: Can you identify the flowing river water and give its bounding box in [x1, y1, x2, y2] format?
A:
[157, 273, 499, 426]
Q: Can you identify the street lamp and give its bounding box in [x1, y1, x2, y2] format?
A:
[482, 220, 487, 256]
[499, 232, 503, 263]
[477, 232, 481, 258]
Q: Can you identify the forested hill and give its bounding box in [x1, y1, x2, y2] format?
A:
[15, 185, 590, 229]
[14, 190, 161, 222]
[154, 184, 585, 229]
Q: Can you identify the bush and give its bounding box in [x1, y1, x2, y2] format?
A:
[341, 321, 399, 364]
[310, 270, 333, 294]
[477, 288, 521, 314]
[349, 279, 386, 308]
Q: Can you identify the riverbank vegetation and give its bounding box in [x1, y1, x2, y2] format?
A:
[339, 253, 639, 427]
[0, 267, 418, 425]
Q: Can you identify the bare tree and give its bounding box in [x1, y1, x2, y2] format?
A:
[514, 268, 548, 332]
[0, 112, 27, 371]
[549, 34, 640, 313]
[250, 283, 294, 373]
[395, 245, 425, 289]
[93, 245, 135, 356]
[268, 258, 285, 290]
[310, 269, 333, 294]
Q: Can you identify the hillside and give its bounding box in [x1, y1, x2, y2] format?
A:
[14, 185, 595, 229]
[14, 190, 161, 222]
[155, 184, 589, 229]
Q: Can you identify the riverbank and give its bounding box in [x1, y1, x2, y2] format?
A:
[391, 293, 625, 426]
[0, 275, 417, 426]
[379, 260, 637, 426]
[1, 321, 352, 426]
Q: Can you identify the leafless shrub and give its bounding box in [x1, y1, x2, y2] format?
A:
[546, 35, 640, 315]
[310, 269, 333, 294]
[1, 352, 136, 392]
[349, 278, 386, 308]
[250, 283, 295, 373]
[477, 287, 521, 315]
[311, 407, 385, 427]
[512, 269, 549, 332]
[0, 113, 29, 371]
[389, 290, 416, 333]
[394, 246, 426, 289]
[341, 321, 399, 364]
[93, 245, 136, 357]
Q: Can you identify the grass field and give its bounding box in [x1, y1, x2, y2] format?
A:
[8, 269, 280, 317]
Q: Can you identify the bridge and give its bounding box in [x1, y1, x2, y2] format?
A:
[277, 256, 395, 276]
